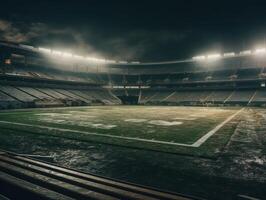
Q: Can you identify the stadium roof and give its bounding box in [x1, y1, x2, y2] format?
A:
[1, 1, 266, 62]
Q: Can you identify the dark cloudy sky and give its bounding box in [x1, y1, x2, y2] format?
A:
[1, 0, 266, 61]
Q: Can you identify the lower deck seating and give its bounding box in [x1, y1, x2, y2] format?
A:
[68, 90, 96, 101]
[0, 86, 37, 103]
[161, 91, 208, 104]
[68, 89, 121, 104]
[225, 90, 255, 103]
[139, 89, 266, 106]
[36, 88, 71, 100]
[139, 90, 157, 104]
[55, 89, 92, 104]
[0, 85, 121, 109]
[0, 91, 21, 109]
[163, 91, 193, 103]
[18, 87, 63, 107]
[1, 83, 266, 108]
[205, 91, 233, 103]
[252, 90, 266, 103]
[148, 91, 173, 103]
[93, 90, 121, 104]
[18, 87, 54, 100]
[112, 90, 127, 97]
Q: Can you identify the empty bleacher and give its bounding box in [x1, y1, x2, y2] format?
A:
[126, 75, 139, 85]
[35, 88, 71, 101]
[91, 89, 121, 104]
[68, 89, 96, 102]
[0, 91, 21, 109]
[211, 69, 236, 81]
[225, 90, 255, 104]
[139, 90, 157, 104]
[161, 91, 210, 104]
[139, 89, 263, 106]
[112, 89, 127, 97]
[18, 87, 54, 100]
[237, 68, 260, 80]
[147, 91, 173, 103]
[205, 91, 233, 103]
[55, 89, 91, 104]
[251, 90, 266, 104]
[0, 84, 121, 109]
[0, 86, 37, 104]
[18, 87, 63, 107]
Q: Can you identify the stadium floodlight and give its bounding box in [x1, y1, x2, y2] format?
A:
[223, 52, 235, 57]
[97, 58, 106, 63]
[86, 57, 99, 62]
[118, 61, 128, 64]
[87, 57, 105, 63]
[87, 57, 92, 60]
[207, 54, 221, 60]
[74, 55, 84, 60]
[240, 50, 252, 55]
[255, 48, 266, 54]
[192, 55, 206, 61]
[52, 50, 62, 56]
[38, 47, 51, 54]
[106, 60, 116, 64]
[19, 44, 34, 50]
[104, 59, 110, 63]
[62, 52, 73, 58]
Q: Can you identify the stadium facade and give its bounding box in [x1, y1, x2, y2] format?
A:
[1, 40, 266, 108]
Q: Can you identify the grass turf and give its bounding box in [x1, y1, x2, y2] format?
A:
[0, 106, 241, 156]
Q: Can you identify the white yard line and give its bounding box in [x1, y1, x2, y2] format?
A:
[0, 108, 243, 148]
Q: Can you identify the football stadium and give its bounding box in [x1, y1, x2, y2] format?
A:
[0, 1, 266, 200]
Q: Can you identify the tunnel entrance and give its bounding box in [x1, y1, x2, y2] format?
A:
[117, 96, 139, 105]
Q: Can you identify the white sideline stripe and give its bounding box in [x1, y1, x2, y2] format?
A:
[192, 108, 244, 147]
[0, 108, 243, 148]
[0, 120, 192, 147]
[237, 194, 260, 200]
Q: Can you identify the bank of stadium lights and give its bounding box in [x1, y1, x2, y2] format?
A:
[207, 54, 221, 60]
[193, 49, 256, 61]
[106, 60, 116, 64]
[52, 50, 62, 56]
[223, 52, 235, 57]
[192, 54, 221, 61]
[118, 61, 128, 64]
[240, 50, 252, 55]
[38, 47, 51, 54]
[192, 55, 206, 61]
[86, 57, 106, 63]
[25, 44, 266, 65]
[62, 52, 73, 58]
[38, 47, 117, 64]
[255, 48, 266, 54]
[73, 55, 84, 60]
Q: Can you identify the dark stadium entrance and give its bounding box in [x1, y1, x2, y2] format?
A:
[117, 95, 139, 105]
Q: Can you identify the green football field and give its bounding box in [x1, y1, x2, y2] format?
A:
[0, 106, 243, 156]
